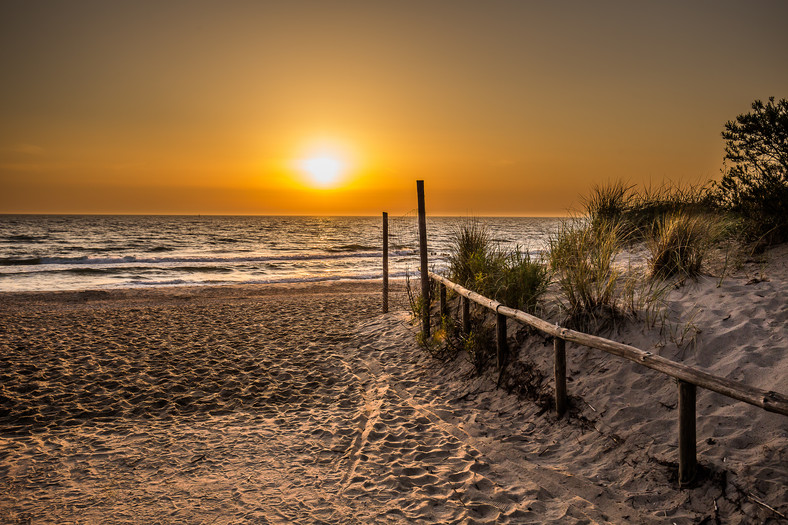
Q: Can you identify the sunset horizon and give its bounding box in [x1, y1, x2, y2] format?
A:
[3, 1, 787, 216]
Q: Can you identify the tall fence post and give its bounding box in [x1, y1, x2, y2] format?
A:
[417, 180, 430, 339]
[554, 338, 567, 416]
[678, 380, 697, 486]
[382, 211, 389, 314]
[496, 311, 507, 370]
[439, 283, 447, 318]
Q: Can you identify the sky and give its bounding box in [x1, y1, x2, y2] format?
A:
[1, 1, 787, 216]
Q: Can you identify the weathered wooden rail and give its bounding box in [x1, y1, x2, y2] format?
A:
[411, 179, 788, 487]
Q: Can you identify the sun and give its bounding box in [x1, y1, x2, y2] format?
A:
[299, 156, 345, 187]
[292, 138, 357, 189]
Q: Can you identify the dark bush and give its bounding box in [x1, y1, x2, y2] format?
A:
[712, 97, 788, 246]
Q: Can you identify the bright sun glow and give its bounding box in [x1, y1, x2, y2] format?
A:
[300, 156, 345, 187]
[292, 138, 358, 189]
[299, 157, 345, 188]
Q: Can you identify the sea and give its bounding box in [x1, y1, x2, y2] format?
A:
[0, 215, 562, 292]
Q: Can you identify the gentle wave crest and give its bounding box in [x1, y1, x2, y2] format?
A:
[0, 250, 417, 267]
[0, 215, 560, 291]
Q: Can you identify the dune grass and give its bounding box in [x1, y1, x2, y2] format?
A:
[549, 216, 680, 332]
[646, 211, 727, 279]
[420, 183, 736, 348]
[446, 220, 507, 294]
[583, 180, 634, 228]
[415, 220, 550, 372]
[584, 180, 715, 241]
[447, 220, 549, 314]
[582, 180, 738, 279]
[548, 218, 631, 330]
[627, 182, 711, 236]
[494, 249, 550, 315]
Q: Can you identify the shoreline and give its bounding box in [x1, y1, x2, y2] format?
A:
[0, 271, 417, 296]
[0, 278, 407, 307]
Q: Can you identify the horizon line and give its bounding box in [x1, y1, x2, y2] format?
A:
[0, 212, 574, 218]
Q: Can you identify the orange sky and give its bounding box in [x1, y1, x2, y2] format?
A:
[1, 1, 787, 216]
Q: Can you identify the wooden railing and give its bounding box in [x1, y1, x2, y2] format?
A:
[427, 271, 788, 486]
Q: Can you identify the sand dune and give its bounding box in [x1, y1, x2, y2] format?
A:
[1, 248, 786, 523]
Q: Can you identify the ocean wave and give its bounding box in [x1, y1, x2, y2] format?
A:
[0, 265, 244, 277]
[0, 257, 42, 266]
[325, 244, 379, 253]
[1, 216, 557, 293]
[211, 237, 242, 244]
[3, 234, 48, 243]
[128, 278, 191, 287]
[14, 250, 418, 267]
[123, 270, 413, 288]
[63, 245, 125, 253]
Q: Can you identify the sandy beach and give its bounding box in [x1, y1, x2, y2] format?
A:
[1, 250, 787, 523]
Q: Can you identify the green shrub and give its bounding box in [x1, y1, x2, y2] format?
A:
[712, 97, 788, 247]
[439, 220, 550, 368]
[405, 269, 437, 322]
[447, 220, 506, 291]
[417, 314, 461, 361]
[492, 248, 549, 314]
[447, 220, 549, 312]
[463, 324, 496, 375]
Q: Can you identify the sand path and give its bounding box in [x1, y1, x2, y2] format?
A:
[1, 279, 784, 523]
[0, 283, 636, 524]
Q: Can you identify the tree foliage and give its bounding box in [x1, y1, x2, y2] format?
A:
[714, 97, 788, 245]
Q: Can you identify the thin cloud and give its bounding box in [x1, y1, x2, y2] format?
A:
[0, 163, 43, 172]
[5, 143, 45, 155]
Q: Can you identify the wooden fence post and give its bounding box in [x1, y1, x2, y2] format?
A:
[554, 338, 567, 416]
[382, 211, 389, 314]
[678, 380, 697, 486]
[462, 296, 471, 334]
[417, 180, 430, 338]
[439, 283, 447, 317]
[496, 311, 507, 370]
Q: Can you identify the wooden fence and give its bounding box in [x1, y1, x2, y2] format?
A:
[411, 180, 788, 487]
